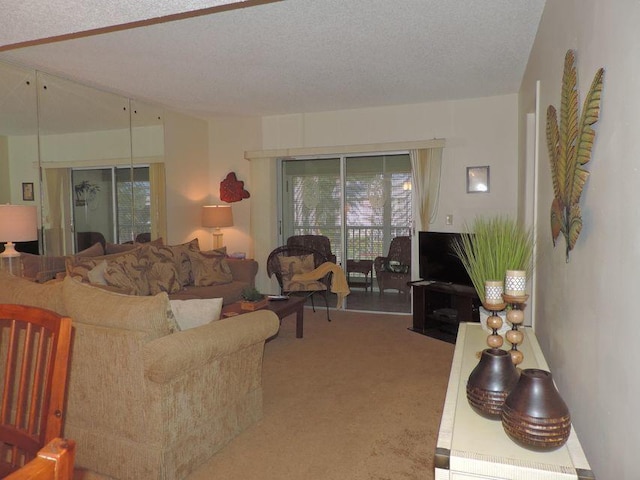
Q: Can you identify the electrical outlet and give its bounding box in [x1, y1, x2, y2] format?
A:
[446, 214, 453, 225]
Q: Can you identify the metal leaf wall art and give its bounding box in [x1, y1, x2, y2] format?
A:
[546, 49, 604, 262]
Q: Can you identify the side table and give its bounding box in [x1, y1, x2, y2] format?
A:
[346, 259, 373, 291]
[222, 296, 307, 338]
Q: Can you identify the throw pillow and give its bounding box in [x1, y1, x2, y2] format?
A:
[147, 261, 182, 295]
[188, 250, 233, 286]
[87, 260, 108, 285]
[169, 298, 223, 330]
[103, 262, 138, 295]
[106, 251, 151, 295]
[278, 254, 316, 291]
[139, 242, 196, 287]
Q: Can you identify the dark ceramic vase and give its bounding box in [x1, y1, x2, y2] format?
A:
[501, 368, 571, 450]
[466, 348, 520, 419]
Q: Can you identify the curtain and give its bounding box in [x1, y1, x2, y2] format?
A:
[410, 147, 443, 231]
[43, 168, 71, 255]
[149, 163, 167, 241]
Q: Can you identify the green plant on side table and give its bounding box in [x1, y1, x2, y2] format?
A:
[240, 286, 268, 311]
[451, 215, 534, 304]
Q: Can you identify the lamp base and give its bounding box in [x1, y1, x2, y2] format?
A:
[0, 244, 23, 276]
[212, 231, 224, 250]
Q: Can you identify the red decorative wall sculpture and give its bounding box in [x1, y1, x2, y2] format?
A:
[220, 172, 250, 203]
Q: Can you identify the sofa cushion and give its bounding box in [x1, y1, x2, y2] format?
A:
[169, 298, 223, 330]
[177, 281, 249, 305]
[0, 271, 67, 315]
[188, 250, 233, 286]
[62, 276, 175, 337]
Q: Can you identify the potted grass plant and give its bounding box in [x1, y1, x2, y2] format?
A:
[452, 215, 534, 309]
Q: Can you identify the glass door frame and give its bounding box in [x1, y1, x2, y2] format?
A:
[277, 150, 414, 300]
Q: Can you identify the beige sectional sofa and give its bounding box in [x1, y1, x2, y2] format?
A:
[20, 239, 258, 305]
[0, 272, 279, 479]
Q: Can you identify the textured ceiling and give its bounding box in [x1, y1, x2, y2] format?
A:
[0, 0, 545, 120]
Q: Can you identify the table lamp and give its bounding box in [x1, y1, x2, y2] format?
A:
[201, 205, 233, 249]
[0, 204, 38, 276]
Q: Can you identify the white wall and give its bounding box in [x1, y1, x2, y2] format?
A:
[520, 1, 639, 477]
[208, 116, 262, 255]
[163, 110, 210, 246]
[242, 94, 520, 292]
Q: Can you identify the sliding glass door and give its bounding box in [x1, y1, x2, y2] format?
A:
[280, 153, 412, 312]
[72, 166, 151, 251]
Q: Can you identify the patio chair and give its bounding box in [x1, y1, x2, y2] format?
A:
[374, 236, 411, 296]
[267, 245, 332, 321]
[286, 235, 337, 264]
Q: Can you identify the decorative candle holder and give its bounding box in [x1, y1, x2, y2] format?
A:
[505, 270, 527, 296]
[503, 294, 528, 366]
[481, 301, 507, 349]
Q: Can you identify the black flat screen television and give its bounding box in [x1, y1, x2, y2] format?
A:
[418, 231, 473, 286]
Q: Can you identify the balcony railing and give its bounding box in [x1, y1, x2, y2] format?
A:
[292, 226, 410, 266]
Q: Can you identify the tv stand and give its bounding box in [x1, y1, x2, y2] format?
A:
[409, 281, 480, 343]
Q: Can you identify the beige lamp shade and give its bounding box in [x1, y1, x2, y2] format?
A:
[201, 205, 234, 228]
[202, 205, 233, 249]
[0, 204, 38, 254]
[0, 205, 38, 277]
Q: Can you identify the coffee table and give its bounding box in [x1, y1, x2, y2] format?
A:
[222, 295, 307, 338]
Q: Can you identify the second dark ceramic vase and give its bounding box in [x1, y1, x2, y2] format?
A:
[466, 348, 520, 419]
[501, 368, 571, 450]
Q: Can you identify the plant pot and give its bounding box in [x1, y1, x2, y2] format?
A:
[501, 368, 571, 450]
[239, 297, 268, 311]
[466, 348, 520, 419]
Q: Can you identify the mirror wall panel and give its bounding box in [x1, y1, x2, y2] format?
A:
[0, 62, 39, 255]
[131, 100, 166, 243]
[0, 59, 166, 257]
[37, 71, 132, 254]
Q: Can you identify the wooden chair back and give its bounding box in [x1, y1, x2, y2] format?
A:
[4, 438, 75, 480]
[0, 304, 73, 476]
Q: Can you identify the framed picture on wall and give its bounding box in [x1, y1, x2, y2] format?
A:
[22, 182, 34, 201]
[466, 166, 490, 193]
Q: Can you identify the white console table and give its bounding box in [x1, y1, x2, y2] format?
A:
[435, 323, 594, 480]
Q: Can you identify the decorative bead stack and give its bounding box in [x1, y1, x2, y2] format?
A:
[503, 294, 528, 366]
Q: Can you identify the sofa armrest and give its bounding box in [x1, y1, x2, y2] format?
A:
[227, 258, 259, 286]
[143, 309, 279, 384]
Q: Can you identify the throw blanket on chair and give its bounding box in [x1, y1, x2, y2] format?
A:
[292, 262, 350, 309]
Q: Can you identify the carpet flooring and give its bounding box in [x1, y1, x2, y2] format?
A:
[187, 307, 454, 480]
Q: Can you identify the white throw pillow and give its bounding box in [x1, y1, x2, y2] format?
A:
[169, 298, 223, 331]
[87, 260, 108, 285]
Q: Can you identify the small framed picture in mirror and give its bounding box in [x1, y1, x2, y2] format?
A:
[22, 182, 34, 201]
[466, 166, 490, 193]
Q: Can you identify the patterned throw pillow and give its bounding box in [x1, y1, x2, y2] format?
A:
[147, 261, 182, 295]
[188, 250, 233, 286]
[139, 239, 199, 287]
[103, 262, 138, 294]
[278, 254, 325, 292]
[101, 251, 150, 295]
